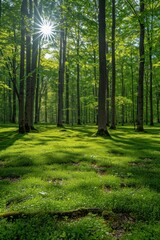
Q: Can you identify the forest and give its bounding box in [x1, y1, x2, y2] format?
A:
[0, 0, 160, 239]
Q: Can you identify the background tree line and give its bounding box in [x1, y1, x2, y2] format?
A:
[0, 0, 160, 134]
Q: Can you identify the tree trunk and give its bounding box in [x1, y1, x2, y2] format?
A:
[137, 0, 145, 131]
[110, 0, 116, 130]
[57, 27, 66, 127]
[8, 78, 12, 122]
[19, 0, 26, 133]
[65, 62, 69, 124]
[131, 53, 135, 126]
[93, 49, 98, 124]
[12, 43, 17, 123]
[35, 45, 41, 124]
[121, 62, 125, 126]
[145, 75, 149, 125]
[77, 27, 81, 125]
[30, 0, 39, 129]
[45, 82, 48, 123]
[106, 42, 110, 126]
[97, 0, 109, 136]
[25, 0, 32, 132]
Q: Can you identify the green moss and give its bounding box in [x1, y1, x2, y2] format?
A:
[0, 124, 160, 239]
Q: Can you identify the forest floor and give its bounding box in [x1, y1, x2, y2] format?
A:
[0, 124, 160, 240]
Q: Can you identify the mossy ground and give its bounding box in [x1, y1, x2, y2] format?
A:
[0, 124, 160, 239]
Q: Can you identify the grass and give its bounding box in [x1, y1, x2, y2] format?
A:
[0, 123, 160, 239]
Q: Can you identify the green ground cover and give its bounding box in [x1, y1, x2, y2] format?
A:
[0, 124, 160, 239]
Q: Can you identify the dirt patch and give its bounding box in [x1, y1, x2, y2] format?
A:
[91, 164, 107, 175]
[48, 178, 63, 185]
[103, 211, 135, 239]
[0, 176, 20, 182]
[103, 185, 112, 192]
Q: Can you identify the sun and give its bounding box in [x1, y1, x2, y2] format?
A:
[36, 18, 55, 41]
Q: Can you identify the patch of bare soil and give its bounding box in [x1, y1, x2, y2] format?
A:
[103, 211, 135, 239]
[91, 164, 107, 175]
[0, 176, 20, 182]
[48, 178, 63, 185]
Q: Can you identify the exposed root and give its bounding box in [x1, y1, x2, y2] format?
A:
[0, 208, 102, 221]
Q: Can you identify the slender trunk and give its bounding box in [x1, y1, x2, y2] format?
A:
[45, 82, 48, 123]
[137, 0, 145, 131]
[19, 0, 26, 133]
[12, 45, 17, 123]
[121, 62, 125, 126]
[31, 0, 39, 129]
[77, 27, 81, 125]
[93, 49, 98, 124]
[65, 62, 69, 124]
[57, 27, 66, 127]
[8, 78, 12, 122]
[25, 0, 32, 132]
[149, 44, 153, 126]
[35, 46, 41, 124]
[110, 0, 116, 129]
[131, 53, 135, 126]
[106, 42, 110, 126]
[145, 76, 149, 125]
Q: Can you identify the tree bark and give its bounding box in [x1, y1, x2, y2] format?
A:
[110, 0, 116, 130]
[25, 0, 32, 132]
[57, 27, 66, 127]
[77, 27, 81, 125]
[30, 0, 39, 129]
[65, 62, 69, 124]
[97, 0, 109, 136]
[19, 0, 26, 133]
[137, 0, 145, 131]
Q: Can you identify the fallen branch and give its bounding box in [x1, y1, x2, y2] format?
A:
[0, 208, 103, 221]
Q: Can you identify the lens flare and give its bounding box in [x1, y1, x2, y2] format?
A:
[36, 18, 55, 41]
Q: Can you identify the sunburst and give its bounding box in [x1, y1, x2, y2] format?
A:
[36, 18, 55, 42]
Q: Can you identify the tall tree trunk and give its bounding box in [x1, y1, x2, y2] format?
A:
[131, 52, 135, 126]
[45, 82, 48, 123]
[35, 45, 41, 124]
[110, 0, 116, 129]
[19, 0, 26, 133]
[8, 78, 12, 122]
[145, 75, 149, 125]
[30, 0, 39, 129]
[25, 0, 32, 132]
[12, 41, 17, 123]
[106, 42, 110, 126]
[137, 0, 145, 131]
[97, 0, 109, 136]
[77, 26, 81, 125]
[57, 27, 66, 127]
[65, 61, 69, 124]
[93, 49, 98, 124]
[121, 61, 125, 126]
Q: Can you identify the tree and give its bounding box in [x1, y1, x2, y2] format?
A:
[137, 0, 145, 131]
[97, 0, 110, 136]
[19, 0, 26, 133]
[110, 0, 116, 129]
